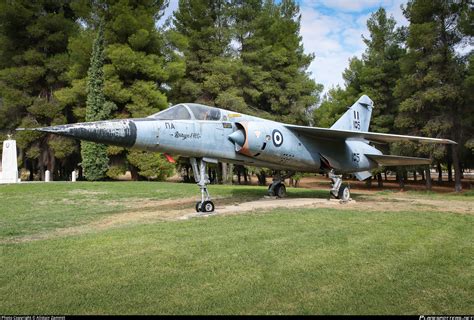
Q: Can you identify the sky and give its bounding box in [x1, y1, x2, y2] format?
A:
[298, 0, 408, 92]
[161, 0, 409, 92]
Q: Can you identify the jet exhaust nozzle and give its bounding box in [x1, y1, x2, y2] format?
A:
[18, 119, 138, 148]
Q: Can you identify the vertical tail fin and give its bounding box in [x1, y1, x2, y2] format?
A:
[330, 95, 373, 132]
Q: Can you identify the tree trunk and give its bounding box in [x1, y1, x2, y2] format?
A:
[221, 162, 227, 184]
[384, 171, 387, 181]
[221, 163, 233, 185]
[413, 170, 417, 182]
[398, 169, 404, 190]
[447, 150, 453, 182]
[425, 167, 432, 190]
[257, 170, 266, 186]
[78, 166, 83, 180]
[27, 159, 35, 181]
[365, 177, 372, 188]
[377, 173, 383, 188]
[420, 169, 425, 181]
[228, 163, 233, 184]
[130, 165, 139, 181]
[451, 144, 462, 192]
[437, 162, 442, 182]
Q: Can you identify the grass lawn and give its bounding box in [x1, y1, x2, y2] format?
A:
[0, 181, 473, 314]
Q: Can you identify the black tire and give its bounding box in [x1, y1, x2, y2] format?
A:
[275, 183, 287, 198]
[337, 184, 350, 201]
[202, 200, 215, 213]
[195, 201, 202, 212]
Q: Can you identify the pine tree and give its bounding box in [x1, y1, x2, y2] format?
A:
[56, 0, 177, 180]
[235, 0, 322, 124]
[360, 8, 405, 134]
[81, 23, 112, 181]
[0, 1, 82, 180]
[170, 0, 236, 106]
[394, 0, 471, 192]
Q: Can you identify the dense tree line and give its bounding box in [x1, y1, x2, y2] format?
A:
[314, 1, 473, 191]
[0, 0, 320, 181]
[0, 0, 471, 189]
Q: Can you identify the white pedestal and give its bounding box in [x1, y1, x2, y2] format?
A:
[0, 139, 19, 184]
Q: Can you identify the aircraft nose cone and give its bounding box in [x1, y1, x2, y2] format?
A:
[228, 129, 245, 146]
[23, 120, 138, 148]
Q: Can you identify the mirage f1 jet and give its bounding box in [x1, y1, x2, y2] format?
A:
[19, 95, 455, 213]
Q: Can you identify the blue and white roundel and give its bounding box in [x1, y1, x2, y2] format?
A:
[272, 129, 283, 147]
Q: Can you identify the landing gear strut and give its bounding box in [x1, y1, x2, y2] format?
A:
[329, 170, 350, 202]
[190, 158, 215, 213]
[267, 171, 294, 198]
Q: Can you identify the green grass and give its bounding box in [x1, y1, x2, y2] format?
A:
[0, 182, 324, 239]
[376, 188, 474, 200]
[0, 182, 473, 314]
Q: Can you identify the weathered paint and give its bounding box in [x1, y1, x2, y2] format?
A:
[34, 119, 137, 148]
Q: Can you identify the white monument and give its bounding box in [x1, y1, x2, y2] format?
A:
[0, 135, 19, 183]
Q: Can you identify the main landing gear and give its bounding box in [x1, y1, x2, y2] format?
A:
[267, 171, 294, 198]
[190, 158, 215, 213]
[329, 170, 350, 202]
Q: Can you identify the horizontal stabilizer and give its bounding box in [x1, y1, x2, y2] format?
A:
[366, 154, 431, 166]
[284, 124, 456, 145]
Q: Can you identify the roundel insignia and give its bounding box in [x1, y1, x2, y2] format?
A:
[272, 129, 283, 147]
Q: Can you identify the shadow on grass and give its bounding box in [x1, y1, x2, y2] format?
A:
[227, 185, 365, 200]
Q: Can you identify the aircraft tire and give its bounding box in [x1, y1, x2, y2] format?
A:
[337, 184, 350, 201]
[195, 201, 202, 212]
[275, 183, 287, 198]
[202, 201, 215, 213]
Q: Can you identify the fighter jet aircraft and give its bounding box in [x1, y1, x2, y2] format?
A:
[18, 95, 455, 213]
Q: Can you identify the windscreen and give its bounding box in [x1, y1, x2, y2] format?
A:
[187, 104, 221, 120]
[150, 104, 191, 120]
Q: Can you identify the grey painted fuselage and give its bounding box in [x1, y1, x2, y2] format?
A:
[25, 96, 454, 179]
[128, 108, 381, 174]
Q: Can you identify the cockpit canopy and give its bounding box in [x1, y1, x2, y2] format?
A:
[149, 103, 222, 121]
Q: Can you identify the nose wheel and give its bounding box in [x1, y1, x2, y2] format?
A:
[191, 158, 215, 213]
[196, 200, 215, 213]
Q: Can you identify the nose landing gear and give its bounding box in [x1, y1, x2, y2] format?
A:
[190, 158, 215, 213]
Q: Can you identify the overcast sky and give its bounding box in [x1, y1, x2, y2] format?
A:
[162, 0, 409, 92]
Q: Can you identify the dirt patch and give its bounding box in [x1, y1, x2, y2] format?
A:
[179, 197, 357, 220]
[3, 192, 472, 244]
